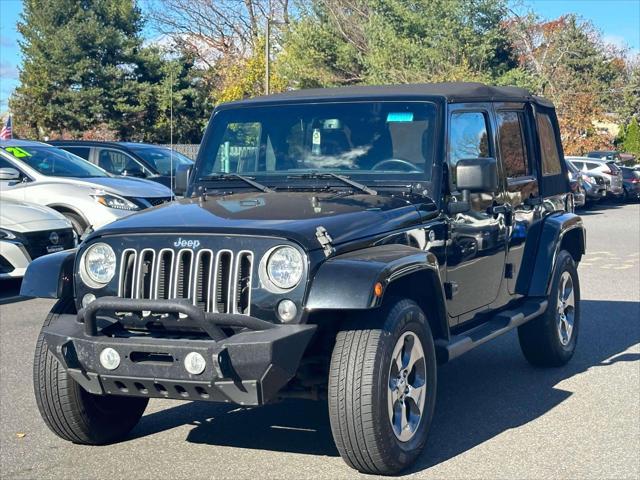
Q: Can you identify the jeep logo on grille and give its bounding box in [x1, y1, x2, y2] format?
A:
[174, 238, 201, 249]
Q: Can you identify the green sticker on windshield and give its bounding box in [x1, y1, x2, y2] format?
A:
[386, 112, 414, 122]
[4, 146, 32, 158]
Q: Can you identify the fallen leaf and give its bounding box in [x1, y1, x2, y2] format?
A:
[16, 432, 26, 438]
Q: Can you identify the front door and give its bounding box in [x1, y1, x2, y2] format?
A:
[445, 106, 508, 320]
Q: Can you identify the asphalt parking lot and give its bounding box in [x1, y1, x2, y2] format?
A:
[1, 202, 638, 480]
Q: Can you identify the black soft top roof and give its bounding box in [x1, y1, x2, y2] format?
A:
[221, 82, 554, 108]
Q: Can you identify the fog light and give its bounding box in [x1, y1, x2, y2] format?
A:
[82, 293, 96, 308]
[99, 348, 120, 370]
[277, 299, 297, 322]
[184, 352, 206, 375]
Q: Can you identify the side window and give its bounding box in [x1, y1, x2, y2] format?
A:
[214, 122, 261, 173]
[536, 113, 562, 176]
[449, 111, 490, 187]
[97, 149, 144, 176]
[496, 111, 530, 178]
[63, 146, 91, 160]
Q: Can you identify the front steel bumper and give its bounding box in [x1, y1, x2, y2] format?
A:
[43, 297, 316, 406]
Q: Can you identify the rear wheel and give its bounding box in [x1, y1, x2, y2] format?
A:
[328, 298, 437, 475]
[518, 250, 580, 367]
[33, 299, 148, 444]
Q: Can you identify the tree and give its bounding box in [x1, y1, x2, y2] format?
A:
[622, 116, 640, 156]
[280, 0, 516, 88]
[10, 0, 157, 139]
[505, 12, 627, 154]
[150, 0, 294, 102]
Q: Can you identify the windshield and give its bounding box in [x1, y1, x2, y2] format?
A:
[195, 101, 438, 184]
[128, 146, 193, 176]
[1, 145, 108, 178]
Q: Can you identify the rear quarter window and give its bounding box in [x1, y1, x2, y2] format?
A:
[536, 113, 562, 176]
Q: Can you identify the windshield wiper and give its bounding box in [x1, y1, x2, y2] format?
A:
[199, 173, 274, 193]
[288, 172, 377, 196]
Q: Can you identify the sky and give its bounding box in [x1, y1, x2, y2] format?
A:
[1, 0, 639, 114]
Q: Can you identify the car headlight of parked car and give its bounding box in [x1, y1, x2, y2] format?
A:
[80, 242, 116, 287]
[0, 228, 17, 240]
[92, 193, 140, 211]
[264, 246, 304, 290]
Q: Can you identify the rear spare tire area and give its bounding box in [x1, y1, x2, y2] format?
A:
[328, 298, 437, 475]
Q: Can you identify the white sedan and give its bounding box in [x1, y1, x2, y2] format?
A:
[0, 140, 173, 235]
[0, 199, 76, 279]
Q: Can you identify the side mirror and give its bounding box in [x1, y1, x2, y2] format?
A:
[0, 167, 20, 181]
[175, 164, 192, 195]
[455, 158, 498, 193]
[448, 158, 498, 215]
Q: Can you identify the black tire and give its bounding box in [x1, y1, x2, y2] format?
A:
[60, 212, 87, 237]
[328, 298, 437, 475]
[518, 250, 580, 367]
[33, 299, 148, 445]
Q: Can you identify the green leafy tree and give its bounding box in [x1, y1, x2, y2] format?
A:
[280, 0, 515, 88]
[622, 116, 640, 156]
[10, 0, 154, 139]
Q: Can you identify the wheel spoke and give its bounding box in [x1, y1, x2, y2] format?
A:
[399, 400, 409, 433]
[406, 340, 423, 373]
[406, 384, 425, 412]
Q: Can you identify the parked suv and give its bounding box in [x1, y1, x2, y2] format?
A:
[621, 166, 640, 201]
[566, 159, 605, 204]
[49, 141, 193, 195]
[0, 140, 173, 235]
[24, 83, 585, 475]
[566, 156, 624, 199]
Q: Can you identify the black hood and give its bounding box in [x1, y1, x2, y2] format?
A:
[91, 191, 426, 251]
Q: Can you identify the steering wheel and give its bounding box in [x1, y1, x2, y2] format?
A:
[371, 158, 422, 173]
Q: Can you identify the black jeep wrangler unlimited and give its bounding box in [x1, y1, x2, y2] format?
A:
[23, 83, 585, 475]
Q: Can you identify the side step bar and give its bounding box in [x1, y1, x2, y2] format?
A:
[436, 298, 548, 363]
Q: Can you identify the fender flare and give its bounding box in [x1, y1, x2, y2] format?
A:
[305, 244, 449, 339]
[20, 249, 77, 299]
[517, 212, 585, 297]
[46, 203, 90, 228]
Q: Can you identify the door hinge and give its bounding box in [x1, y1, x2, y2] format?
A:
[315, 226, 335, 257]
[444, 281, 458, 300]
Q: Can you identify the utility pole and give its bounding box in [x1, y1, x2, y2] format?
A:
[265, 18, 285, 96]
[265, 18, 271, 95]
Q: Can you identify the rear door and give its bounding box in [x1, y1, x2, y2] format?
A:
[494, 103, 539, 295]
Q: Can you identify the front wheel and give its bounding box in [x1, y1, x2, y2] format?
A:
[33, 299, 148, 444]
[328, 299, 437, 475]
[518, 250, 580, 367]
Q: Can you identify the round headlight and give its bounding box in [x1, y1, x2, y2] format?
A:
[266, 246, 304, 290]
[83, 243, 116, 285]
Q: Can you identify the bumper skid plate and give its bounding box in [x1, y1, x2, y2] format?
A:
[43, 297, 316, 405]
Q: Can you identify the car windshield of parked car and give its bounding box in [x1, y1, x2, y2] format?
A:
[1, 145, 108, 178]
[196, 101, 438, 183]
[128, 146, 193, 176]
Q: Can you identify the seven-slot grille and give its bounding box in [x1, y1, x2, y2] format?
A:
[118, 248, 254, 315]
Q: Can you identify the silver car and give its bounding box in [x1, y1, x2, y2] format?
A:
[1, 199, 76, 279]
[566, 156, 624, 199]
[0, 140, 174, 235]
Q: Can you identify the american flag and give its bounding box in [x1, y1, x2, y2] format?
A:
[0, 116, 12, 140]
